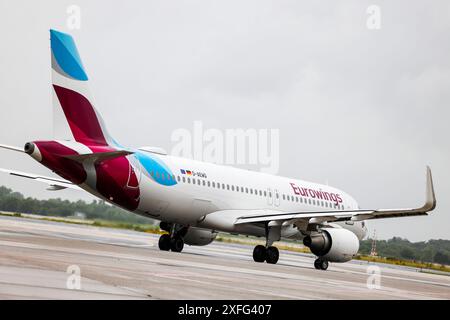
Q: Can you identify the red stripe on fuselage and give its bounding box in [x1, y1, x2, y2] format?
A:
[95, 156, 140, 211]
[53, 85, 108, 146]
[34, 141, 87, 184]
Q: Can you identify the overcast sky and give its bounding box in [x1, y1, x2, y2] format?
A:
[0, 0, 449, 241]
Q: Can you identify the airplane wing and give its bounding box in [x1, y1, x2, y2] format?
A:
[0, 168, 81, 191]
[233, 166, 436, 226]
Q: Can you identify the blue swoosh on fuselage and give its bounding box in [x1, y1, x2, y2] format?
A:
[134, 151, 177, 186]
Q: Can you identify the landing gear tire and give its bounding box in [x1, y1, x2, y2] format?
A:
[266, 246, 279, 264]
[314, 258, 328, 270]
[158, 234, 171, 251]
[253, 245, 267, 262]
[170, 236, 184, 252]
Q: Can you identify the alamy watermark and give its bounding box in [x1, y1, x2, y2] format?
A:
[66, 264, 81, 290]
[66, 5, 81, 30]
[366, 265, 381, 289]
[171, 121, 280, 175]
[366, 5, 381, 30]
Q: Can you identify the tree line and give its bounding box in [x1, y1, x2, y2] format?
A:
[359, 237, 450, 265]
[0, 185, 152, 224]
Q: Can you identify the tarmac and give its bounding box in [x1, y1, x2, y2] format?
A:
[0, 215, 448, 299]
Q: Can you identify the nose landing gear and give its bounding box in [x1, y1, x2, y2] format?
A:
[314, 258, 329, 270]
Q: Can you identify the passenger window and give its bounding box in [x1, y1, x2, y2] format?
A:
[207, 181, 210, 187]
[182, 176, 185, 183]
[283, 194, 285, 200]
[264, 191, 267, 197]
[187, 177, 190, 183]
[231, 185, 235, 191]
[222, 183, 225, 189]
[202, 180, 205, 186]
[227, 184, 230, 190]
[212, 182, 215, 188]
[296, 197, 299, 202]
[177, 176, 180, 182]
[192, 178, 195, 184]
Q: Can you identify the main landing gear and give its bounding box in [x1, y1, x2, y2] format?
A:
[253, 245, 279, 264]
[158, 222, 187, 253]
[252, 222, 281, 264]
[314, 258, 329, 270]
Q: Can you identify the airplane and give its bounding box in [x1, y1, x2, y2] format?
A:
[0, 30, 436, 270]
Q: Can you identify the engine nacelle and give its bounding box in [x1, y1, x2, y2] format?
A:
[303, 228, 359, 262]
[183, 227, 218, 246]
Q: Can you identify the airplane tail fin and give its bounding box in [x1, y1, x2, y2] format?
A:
[51, 29, 114, 147]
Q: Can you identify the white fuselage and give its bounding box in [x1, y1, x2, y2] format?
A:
[107, 150, 367, 241]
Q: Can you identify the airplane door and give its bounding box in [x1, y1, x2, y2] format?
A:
[274, 189, 280, 207]
[267, 188, 273, 206]
[126, 157, 141, 189]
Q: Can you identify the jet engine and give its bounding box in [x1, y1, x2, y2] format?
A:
[303, 228, 359, 262]
[183, 227, 218, 246]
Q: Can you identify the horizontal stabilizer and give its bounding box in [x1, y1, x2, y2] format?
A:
[0, 144, 24, 153]
[0, 168, 81, 191]
[63, 150, 133, 163]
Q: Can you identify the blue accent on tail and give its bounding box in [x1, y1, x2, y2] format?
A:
[50, 29, 88, 81]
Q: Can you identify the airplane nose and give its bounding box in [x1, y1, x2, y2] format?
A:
[24, 142, 42, 162]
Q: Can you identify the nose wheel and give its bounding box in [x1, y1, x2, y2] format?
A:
[252, 245, 279, 264]
[314, 258, 329, 270]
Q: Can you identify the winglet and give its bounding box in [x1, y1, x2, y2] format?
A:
[424, 166, 436, 212]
